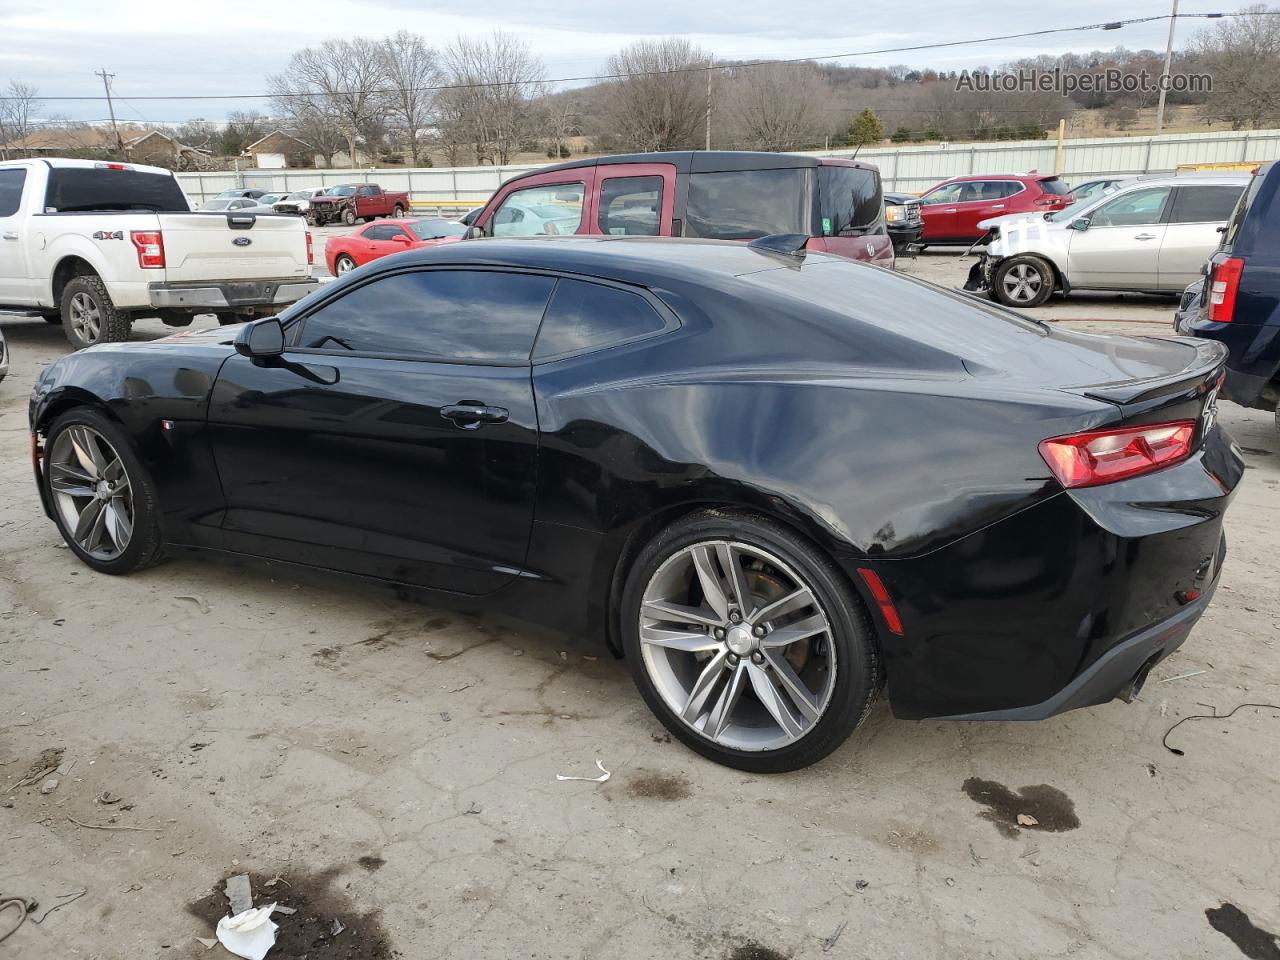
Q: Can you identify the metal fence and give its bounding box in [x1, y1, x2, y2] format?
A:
[176, 127, 1280, 210]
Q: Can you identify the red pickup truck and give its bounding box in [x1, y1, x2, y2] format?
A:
[307, 183, 410, 226]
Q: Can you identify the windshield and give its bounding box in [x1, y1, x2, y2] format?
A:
[819, 165, 883, 236]
[285, 192, 310, 200]
[328, 185, 356, 197]
[45, 167, 190, 213]
[408, 219, 467, 240]
[1048, 187, 1127, 222]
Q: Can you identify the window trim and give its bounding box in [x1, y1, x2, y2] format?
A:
[531, 275, 681, 365]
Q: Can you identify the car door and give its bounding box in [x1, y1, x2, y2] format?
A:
[205, 266, 556, 595]
[354, 184, 379, 218]
[1066, 186, 1172, 289]
[1158, 184, 1246, 291]
[0, 167, 32, 304]
[954, 181, 1014, 237]
[918, 182, 965, 241]
[589, 163, 677, 236]
[360, 223, 412, 264]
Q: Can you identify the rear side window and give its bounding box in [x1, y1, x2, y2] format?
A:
[598, 176, 663, 236]
[1169, 185, 1246, 224]
[818, 166, 882, 235]
[1038, 178, 1071, 195]
[685, 169, 810, 240]
[490, 183, 585, 237]
[0, 168, 26, 216]
[296, 269, 556, 363]
[44, 167, 190, 213]
[533, 279, 668, 361]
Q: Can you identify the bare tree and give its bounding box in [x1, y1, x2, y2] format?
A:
[381, 31, 439, 165]
[0, 81, 42, 159]
[602, 39, 709, 152]
[724, 63, 830, 150]
[269, 38, 390, 167]
[438, 32, 545, 165]
[543, 98, 581, 157]
[1193, 4, 1280, 129]
[220, 110, 268, 156]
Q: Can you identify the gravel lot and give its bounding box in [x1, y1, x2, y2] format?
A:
[1, 249, 1278, 959]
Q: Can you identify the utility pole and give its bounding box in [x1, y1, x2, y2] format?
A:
[1154, 0, 1179, 136]
[95, 68, 126, 160]
[705, 61, 712, 152]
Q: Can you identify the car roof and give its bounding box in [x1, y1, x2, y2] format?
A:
[508, 150, 881, 181]
[937, 174, 1058, 184]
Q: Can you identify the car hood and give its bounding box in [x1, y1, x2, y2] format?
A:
[976, 211, 1059, 231]
[983, 213, 1071, 258]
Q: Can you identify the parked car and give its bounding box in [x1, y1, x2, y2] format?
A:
[460, 206, 484, 226]
[307, 183, 411, 226]
[273, 188, 327, 217]
[0, 158, 317, 347]
[201, 196, 277, 213]
[468, 151, 895, 267]
[1067, 177, 1126, 203]
[965, 173, 1248, 307]
[917, 174, 1073, 244]
[256, 193, 289, 206]
[324, 218, 465, 275]
[883, 192, 923, 253]
[0, 325, 7, 383]
[1176, 161, 1280, 432]
[214, 188, 266, 200]
[29, 236, 1239, 771]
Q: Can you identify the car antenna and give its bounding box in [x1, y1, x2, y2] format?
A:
[748, 234, 809, 258]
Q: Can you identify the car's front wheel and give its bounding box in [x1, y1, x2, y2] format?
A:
[43, 408, 163, 575]
[621, 510, 879, 772]
[342, 207, 357, 226]
[992, 255, 1055, 308]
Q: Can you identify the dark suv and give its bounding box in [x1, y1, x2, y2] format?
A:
[468, 151, 894, 266]
[1177, 161, 1280, 433]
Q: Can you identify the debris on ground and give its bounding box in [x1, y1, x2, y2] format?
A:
[225, 874, 254, 917]
[216, 906, 278, 960]
[463, 802, 482, 815]
[196, 936, 218, 949]
[555, 759, 611, 783]
[4, 747, 64, 793]
[1162, 702, 1280, 756]
[1158, 670, 1207, 683]
[39, 777, 58, 795]
[175, 595, 211, 614]
[94, 791, 121, 805]
[855, 880, 869, 891]
[32, 889, 86, 924]
[1017, 814, 1039, 827]
[330, 918, 346, 937]
[820, 919, 847, 952]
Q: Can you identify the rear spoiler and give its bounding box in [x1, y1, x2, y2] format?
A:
[1077, 338, 1227, 406]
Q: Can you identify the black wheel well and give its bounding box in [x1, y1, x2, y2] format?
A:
[36, 392, 120, 435]
[51, 256, 99, 306]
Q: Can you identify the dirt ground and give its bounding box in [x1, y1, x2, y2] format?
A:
[1, 250, 1278, 960]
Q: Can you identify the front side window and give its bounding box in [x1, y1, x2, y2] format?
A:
[1168, 185, 1246, 224]
[922, 183, 964, 205]
[0, 168, 27, 216]
[818, 166, 881, 236]
[490, 183, 585, 237]
[533, 279, 668, 361]
[1088, 188, 1171, 227]
[598, 176, 663, 236]
[685, 168, 810, 240]
[295, 269, 556, 363]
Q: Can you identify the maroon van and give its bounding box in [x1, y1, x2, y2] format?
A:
[468, 151, 894, 267]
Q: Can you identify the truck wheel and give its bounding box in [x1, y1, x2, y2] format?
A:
[992, 255, 1055, 308]
[61, 275, 132, 349]
[342, 207, 357, 226]
[392, 205, 405, 218]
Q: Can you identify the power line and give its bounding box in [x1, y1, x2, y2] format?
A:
[0, 11, 1254, 104]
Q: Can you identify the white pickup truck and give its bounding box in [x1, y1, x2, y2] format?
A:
[0, 158, 317, 348]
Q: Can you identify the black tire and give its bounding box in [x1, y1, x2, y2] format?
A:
[215, 312, 253, 326]
[43, 407, 164, 575]
[392, 205, 405, 218]
[991, 255, 1055, 308]
[342, 206, 357, 226]
[620, 509, 879, 773]
[61, 275, 132, 349]
[334, 254, 358, 276]
[41, 311, 62, 325]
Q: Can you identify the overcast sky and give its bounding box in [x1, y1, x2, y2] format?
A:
[2, 0, 1197, 124]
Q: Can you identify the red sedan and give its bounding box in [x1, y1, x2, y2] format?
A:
[918, 174, 1073, 245]
[324, 218, 467, 275]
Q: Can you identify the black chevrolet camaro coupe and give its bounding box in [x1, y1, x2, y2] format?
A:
[30, 237, 1242, 772]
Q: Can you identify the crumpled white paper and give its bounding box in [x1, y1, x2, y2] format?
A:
[555, 759, 611, 783]
[216, 905, 279, 960]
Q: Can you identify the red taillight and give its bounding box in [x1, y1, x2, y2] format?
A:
[1208, 256, 1244, 323]
[1039, 421, 1196, 489]
[130, 230, 165, 269]
[856, 568, 904, 636]
[306, 231, 314, 266]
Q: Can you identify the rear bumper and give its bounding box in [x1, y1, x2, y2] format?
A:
[0, 330, 8, 381]
[1174, 316, 1280, 410]
[149, 278, 317, 311]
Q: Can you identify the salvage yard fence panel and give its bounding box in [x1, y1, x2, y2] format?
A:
[176, 128, 1280, 210]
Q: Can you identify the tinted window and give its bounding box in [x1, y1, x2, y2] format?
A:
[685, 169, 810, 239]
[1169, 185, 1245, 223]
[818, 166, 881, 235]
[45, 167, 189, 213]
[599, 176, 663, 236]
[0, 169, 26, 216]
[491, 183, 584, 237]
[922, 183, 964, 204]
[1038, 178, 1071, 195]
[1088, 188, 1170, 227]
[363, 224, 407, 241]
[1224, 169, 1266, 249]
[296, 269, 555, 363]
[533, 279, 667, 360]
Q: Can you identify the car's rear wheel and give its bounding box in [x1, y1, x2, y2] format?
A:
[992, 255, 1055, 308]
[392, 205, 405, 218]
[61, 276, 132, 348]
[43, 409, 163, 575]
[334, 254, 358, 275]
[621, 510, 879, 772]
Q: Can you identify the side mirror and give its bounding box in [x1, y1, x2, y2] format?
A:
[463, 223, 487, 240]
[390, 233, 411, 244]
[234, 317, 285, 360]
[1069, 218, 1091, 231]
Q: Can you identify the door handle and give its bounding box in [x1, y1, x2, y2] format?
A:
[1134, 233, 1158, 240]
[944, 208, 958, 213]
[2, 232, 16, 240]
[992, 205, 1005, 209]
[441, 401, 509, 429]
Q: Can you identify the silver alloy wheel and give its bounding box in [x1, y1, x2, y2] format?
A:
[639, 540, 837, 751]
[1002, 262, 1044, 303]
[49, 425, 134, 561]
[69, 292, 103, 343]
[336, 256, 356, 275]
